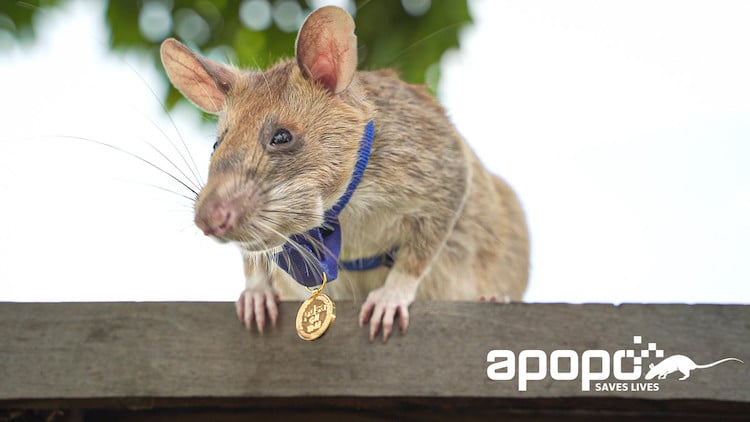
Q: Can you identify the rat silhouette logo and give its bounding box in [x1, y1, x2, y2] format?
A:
[644, 355, 743, 381]
[487, 336, 744, 392]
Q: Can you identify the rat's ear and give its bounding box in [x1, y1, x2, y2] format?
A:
[295, 6, 357, 94]
[160, 38, 237, 113]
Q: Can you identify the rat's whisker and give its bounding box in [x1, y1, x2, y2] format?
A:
[118, 56, 205, 187]
[140, 113, 205, 190]
[136, 181, 197, 203]
[57, 135, 198, 197]
[142, 138, 202, 194]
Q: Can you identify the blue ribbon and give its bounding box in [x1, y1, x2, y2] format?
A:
[276, 120, 376, 287]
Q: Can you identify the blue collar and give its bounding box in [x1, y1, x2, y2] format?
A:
[276, 120, 376, 287]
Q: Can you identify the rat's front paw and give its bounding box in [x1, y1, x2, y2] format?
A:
[236, 286, 280, 333]
[358, 286, 413, 343]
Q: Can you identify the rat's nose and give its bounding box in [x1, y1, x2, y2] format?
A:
[195, 201, 239, 237]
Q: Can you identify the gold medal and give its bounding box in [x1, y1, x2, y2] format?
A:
[296, 273, 336, 341]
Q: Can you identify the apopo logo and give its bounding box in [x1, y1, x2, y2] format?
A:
[486, 336, 743, 392]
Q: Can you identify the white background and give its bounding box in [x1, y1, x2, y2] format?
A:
[1, 0, 748, 303]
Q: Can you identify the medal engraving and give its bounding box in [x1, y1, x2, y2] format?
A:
[296, 292, 336, 340]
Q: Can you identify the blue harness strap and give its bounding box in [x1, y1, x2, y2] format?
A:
[275, 121, 395, 287]
[340, 246, 399, 271]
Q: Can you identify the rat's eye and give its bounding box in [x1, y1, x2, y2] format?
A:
[212, 141, 219, 151]
[270, 128, 293, 146]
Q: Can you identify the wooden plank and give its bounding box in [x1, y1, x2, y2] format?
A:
[0, 302, 748, 417]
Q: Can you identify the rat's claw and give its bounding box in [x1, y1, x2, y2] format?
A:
[243, 292, 255, 330]
[479, 294, 510, 303]
[254, 295, 266, 333]
[266, 293, 280, 327]
[397, 305, 409, 334]
[368, 304, 384, 342]
[236, 287, 280, 333]
[381, 306, 396, 342]
[358, 300, 375, 328]
[360, 287, 412, 343]
[235, 295, 244, 321]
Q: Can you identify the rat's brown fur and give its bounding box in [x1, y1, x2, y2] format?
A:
[274, 67, 529, 303]
[161, 6, 529, 341]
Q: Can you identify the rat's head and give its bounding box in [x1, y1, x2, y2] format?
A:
[160, 6, 371, 252]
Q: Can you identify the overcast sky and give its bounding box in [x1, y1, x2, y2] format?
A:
[1, 0, 748, 304]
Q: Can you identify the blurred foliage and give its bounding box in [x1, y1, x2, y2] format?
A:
[1, 0, 470, 119]
[0, 0, 62, 43]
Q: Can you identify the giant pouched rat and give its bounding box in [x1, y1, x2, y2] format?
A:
[160, 6, 529, 342]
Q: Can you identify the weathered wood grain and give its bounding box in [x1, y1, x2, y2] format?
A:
[0, 302, 748, 419]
